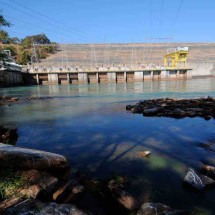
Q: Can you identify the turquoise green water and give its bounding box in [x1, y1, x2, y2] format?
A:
[1, 78, 215, 214]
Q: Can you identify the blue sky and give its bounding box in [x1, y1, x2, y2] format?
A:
[0, 0, 214, 43]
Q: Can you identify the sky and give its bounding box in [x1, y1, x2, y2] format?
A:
[0, 0, 214, 43]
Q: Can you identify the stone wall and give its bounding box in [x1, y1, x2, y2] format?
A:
[0, 70, 23, 87]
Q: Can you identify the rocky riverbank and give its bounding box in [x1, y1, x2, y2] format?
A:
[0, 143, 190, 215]
[126, 97, 215, 119]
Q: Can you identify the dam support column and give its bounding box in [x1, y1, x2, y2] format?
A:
[124, 72, 127, 82]
[78, 73, 88, 83]
[177, 70, 180, 79]
[67, 74, 70, 84]
[160, 70, 167, 80]
[134, 71, 143, 81]
[151, 71, 153, 80]
[36, 74, 39, 85]
[96, 72, 99, 83]
[48, 74, 59, 84]
[187, 70, 192, 79]
[108, 72, 116, 83]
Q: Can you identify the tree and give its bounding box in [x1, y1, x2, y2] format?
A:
[0, 30, 9, 43]
[21, 34, 51, 48]
[2, 45, 17, 56]
[16, 49, 31, 65]
[9, 37, 20, 44]
[0, 13, 11, 27]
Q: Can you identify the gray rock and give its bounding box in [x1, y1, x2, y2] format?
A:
[200, 164, 215, 179]
[137, 203, 170, 215]
[0, 143, 68, 170]
[20, 170, 58, 198]
[108, 180, 137, 210]
[171, 108, 186, 117]
[184, 168, 215, 190]
[53, 178, 84, 202]
[137, 203, 188, 215]
[143, 107, 161, 115]
[5, 199, 87, 215]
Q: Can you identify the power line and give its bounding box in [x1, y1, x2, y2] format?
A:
[8, 0, 105, 43]
[5, 15, 86, 41]
[10, 0, 91, 39]
[0, 1, 92, 43]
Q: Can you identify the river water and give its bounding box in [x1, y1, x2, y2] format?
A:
[1, 78, 215, 214]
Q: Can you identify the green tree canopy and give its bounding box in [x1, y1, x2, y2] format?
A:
[1, 45, 17, 56]
[9, 37, 20, 44]
[0, 30, 9, 43]
[0, 13, 11, 27]
[21, 34, 51, 48]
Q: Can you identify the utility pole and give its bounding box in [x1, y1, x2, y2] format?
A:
[31, 38, 38, 67]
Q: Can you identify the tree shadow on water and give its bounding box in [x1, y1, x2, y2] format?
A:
[50, 131, 215, 214]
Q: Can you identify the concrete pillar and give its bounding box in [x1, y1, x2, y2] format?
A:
[177, 70, 180, 79]
[160, 70, 167, 80]
[67, 74, 70, 83]
[124, 72, 127, 82]
[78, 73, 88, 83]
[48, 74, 58, 84]
[96, 72, 99, 83]
[187, 70, 192, 79]
[107, 72, 116, 83]
[36, 74, 39, 85]
[151, 71, 153, 80]
[134, 71, 143, 81]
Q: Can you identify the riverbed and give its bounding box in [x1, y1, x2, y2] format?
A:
[1, 78, 215, 214]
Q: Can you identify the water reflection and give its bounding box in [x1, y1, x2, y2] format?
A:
[1, 78, 215, 213]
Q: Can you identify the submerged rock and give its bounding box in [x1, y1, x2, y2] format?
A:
[200, 164, 215, 179]
[0, 96, 19, 106]
[108, 179, 137, 211]
[0, 143, 68, 171]
[184, 168, 215, 190]
[137, 202, 188, 215]
[0, 126, 18, 145]
[20, 170, 58, 199]
[5, 199, 87, 215]
[137, 151, 151, 158]
[53, 178, 85, 202]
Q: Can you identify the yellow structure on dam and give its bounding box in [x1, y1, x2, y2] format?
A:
[164, 47, 189, 68]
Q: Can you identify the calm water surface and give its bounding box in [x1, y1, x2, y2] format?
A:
[1, 78, 215, 214]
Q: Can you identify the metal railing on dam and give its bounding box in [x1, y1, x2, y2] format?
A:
[25, 66, 192, 85]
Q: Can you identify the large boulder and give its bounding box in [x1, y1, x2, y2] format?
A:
[184, 168, 215, 190]
[0, 143, 68, 171]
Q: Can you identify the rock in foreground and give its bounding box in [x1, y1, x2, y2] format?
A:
[184, 168, 215, 190]
[137, 203, 189, 215]
[5, 199, 87, 215]
[0, 126, 18, 145]
[0, 143, 68, 171]
[126, 97, 215, 119]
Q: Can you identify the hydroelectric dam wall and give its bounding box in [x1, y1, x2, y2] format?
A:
[26, 68, 192, 85]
